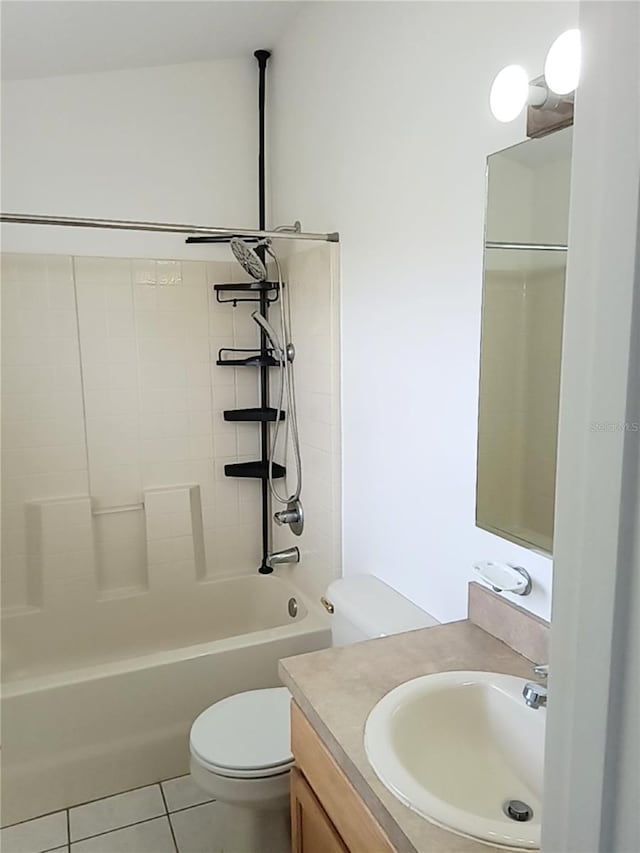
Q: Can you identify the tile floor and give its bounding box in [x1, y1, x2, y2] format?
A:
[0, 776, 223, 853]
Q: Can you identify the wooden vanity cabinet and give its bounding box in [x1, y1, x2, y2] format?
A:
[290, 767, 349, 853]
[290, 701, 395, 853]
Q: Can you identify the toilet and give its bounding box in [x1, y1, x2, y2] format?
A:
[189, 574, 438, 852]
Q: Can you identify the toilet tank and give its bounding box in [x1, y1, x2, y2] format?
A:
[325, 575, 439, 646]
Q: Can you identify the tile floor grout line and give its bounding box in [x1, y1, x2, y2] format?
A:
[155, 783, 168, 816]
[159, 783, 179, 853]
[2, 797, 217, 849]
[166, 798, 216, 816]
[1, 812, 70, 853]
[1, 776, 204, 847]
[67, 813, 170, 846]
[1, 807, 70, 832]
[67, 779, 171, 817]
[2, 778, 181, 831]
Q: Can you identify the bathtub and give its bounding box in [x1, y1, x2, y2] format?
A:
[0, 574, 330, 826]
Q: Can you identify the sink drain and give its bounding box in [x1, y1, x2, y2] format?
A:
[503, 800, 534, 822]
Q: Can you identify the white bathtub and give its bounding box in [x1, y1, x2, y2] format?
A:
[0, 574, 330, 826]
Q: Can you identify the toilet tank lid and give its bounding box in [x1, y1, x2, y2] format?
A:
[326, 575, 439, 638]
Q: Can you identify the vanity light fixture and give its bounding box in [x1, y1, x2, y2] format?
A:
[489, 65, 548, 123]
[489, 29, 579, 137]
[544, 29, 581, 95]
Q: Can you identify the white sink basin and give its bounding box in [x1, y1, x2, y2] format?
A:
[364, 671, 545, 849]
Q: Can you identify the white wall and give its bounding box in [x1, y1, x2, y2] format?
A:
[1, 58, 258, 260]
[542, 1, 640, 849]
[271, 1, 577, 622]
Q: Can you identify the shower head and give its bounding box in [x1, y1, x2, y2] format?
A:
[230, 237, 268, 281]
[251, 311, 284, 359]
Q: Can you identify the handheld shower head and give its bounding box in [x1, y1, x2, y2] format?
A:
[230, 238, 269, 281]
[251, 311, 284, 359]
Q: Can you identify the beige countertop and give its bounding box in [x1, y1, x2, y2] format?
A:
[279, 619, 538, 853]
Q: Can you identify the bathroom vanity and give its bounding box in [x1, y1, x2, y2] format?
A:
[290, 701, 394, 852]
[280, 584, 549, 853]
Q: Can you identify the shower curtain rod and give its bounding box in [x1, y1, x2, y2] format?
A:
[485, 241, 567, 251]
[0, 212, 340, 243]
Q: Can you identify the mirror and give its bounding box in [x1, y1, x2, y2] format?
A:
[476, 128, 572, 554]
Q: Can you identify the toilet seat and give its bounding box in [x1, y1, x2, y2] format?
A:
[192, 753, 294, 779]
[190, 687, 292, 780]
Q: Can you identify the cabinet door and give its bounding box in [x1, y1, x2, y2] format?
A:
[290, 767, 349, 853]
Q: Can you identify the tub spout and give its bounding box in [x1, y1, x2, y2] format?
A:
[266, 547, 300, 568]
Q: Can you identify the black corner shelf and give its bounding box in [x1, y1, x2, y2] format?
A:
[225, 461, 286, 480]
[214, 282, 279, 293]
[213, 281, 279, 306]
[224, 407, 285, 423]
[216, 348, 279, 368]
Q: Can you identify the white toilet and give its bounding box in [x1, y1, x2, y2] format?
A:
[189, 574, 438, 852]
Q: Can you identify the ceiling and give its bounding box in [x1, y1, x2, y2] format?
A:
[1, 1, 303, 80]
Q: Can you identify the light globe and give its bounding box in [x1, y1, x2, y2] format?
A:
[545, 29, 581, 95]
[489, 65, 529, 122]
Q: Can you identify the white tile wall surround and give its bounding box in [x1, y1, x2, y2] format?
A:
[144, 485, 205, 585]
[24, 497, 96, 607]
[272, 245, 342, 603]
[94, 509, 147, 595]
[2, 253, 313, 620]
[1, 248, 340, 714]
[1, 254, 89, 610]
[75, 258, 143, 513]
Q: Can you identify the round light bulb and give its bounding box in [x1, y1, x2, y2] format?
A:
[545, 29, 581, 95]
[489, 65, 529, 122]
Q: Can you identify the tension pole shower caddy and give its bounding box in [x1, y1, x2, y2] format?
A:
[0, 53, 339, 575]
[187, 50, 283, 574]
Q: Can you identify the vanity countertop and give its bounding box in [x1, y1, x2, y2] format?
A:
[279, 619, 538, 853]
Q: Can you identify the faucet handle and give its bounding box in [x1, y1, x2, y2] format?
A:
[533, 664, 549, 679]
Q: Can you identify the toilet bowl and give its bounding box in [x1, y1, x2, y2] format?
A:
[189, 687, 293, 852]
[189, 576, 438, 852]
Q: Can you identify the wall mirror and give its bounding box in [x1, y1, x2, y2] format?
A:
[476, 128, 572, 554]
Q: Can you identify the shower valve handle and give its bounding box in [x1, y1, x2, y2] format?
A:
[273, 499, 304, 536]
[274, 508, 301, 526]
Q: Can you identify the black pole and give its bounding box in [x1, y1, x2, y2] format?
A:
[255, 49, 272, 574]
[255, 50, 270, 233]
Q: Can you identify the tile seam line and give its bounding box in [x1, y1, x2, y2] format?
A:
[70, 255, 94, 501]
[69, 813, 170, 845]
[158, 779, 178, 853]
[166, 799, 217, 816]
[2, 779, 180, 829]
